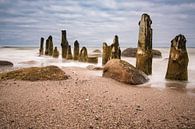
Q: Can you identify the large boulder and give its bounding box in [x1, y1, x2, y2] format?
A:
[0, 65, 69, 81]
[0, 60, 13, 67]
[103, 59, 149, 85]
[121, 48, 162, 58]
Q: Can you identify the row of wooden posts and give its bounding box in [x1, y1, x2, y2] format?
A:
[39, 13, 189, 81]
[39, 30, 98, 64]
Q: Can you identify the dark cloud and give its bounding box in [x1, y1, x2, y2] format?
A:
[0, 0, 195, 47]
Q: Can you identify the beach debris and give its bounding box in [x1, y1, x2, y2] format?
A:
[122, 48, 162, 58]
[102, 35, 121, 65]
[86, 65, 103, 70]
[102, 42, 111, 65]
[45, 35, 53, 56]
[87, 56, 98, 64]
[39, 37, 44, 55]
[79, 47, 88, 62]
[53, 46, 59, 58]
[61, 30, 69, 58]
[66, 45, 73, 59]
[0, 60, 13, 67]
[136, 13, 153, 75]
[73, 40, 80, 60]
[165, 34, 189, 81]
[103, 59, 149, 85]
[0, 65, 69, 81]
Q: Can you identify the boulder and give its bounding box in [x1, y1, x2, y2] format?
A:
[87, 56, 98, 64]
[0, 65, 69, 81]
[136, 13, 153, 75]
[0, 60, 13, 67]
[121, 48, 162, 58]
[103, 59, 149, 85]
[93, 49, 101, 53]
[165, 34, 189, 81]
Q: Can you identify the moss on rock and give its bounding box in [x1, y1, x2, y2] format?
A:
[0, 65, 69, 81]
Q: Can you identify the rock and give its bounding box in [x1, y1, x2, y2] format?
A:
[0, 60, 13, 67]
[39, 37, 44, 55]
[73, 40, 79, 60]
[61, 30, 69, 58]
[122, 48, 162, 58]
[165, 34, 189, 81]
[136, 13, 153, 75]
[0, 65, 69, 81]
[66, 45, 73, 60]
[103, 59, 149, 85]
[93, 49, 101, 53]
[53, 46, 59, 58]
[87, 65, 103, 70]
[87, 56, 98, 64]
[79, 47, 88, 62]
[102, 42, 111, 65]
[152, 49, 162, 58]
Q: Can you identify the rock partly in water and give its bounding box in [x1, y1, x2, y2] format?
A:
[39, 37, 44, 55]
[87, 56, 98, 64]
[103, 59, 149, 85]
[53, 47, 59, 58]
[79, 47, 88, 62]
[122, 48, 162, 58]
[61, 30, 69, 58]
[74, 40, 80, 60]
[136, 13, 153, 75]
[165, 34, 189, 81]
[0, 60, 13, 67]
[0, 65, 69, 81]
[93, 49, 101, 53]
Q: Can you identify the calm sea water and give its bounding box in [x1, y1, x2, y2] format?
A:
[0, 47, 195, 94]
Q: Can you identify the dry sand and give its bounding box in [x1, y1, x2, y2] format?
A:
[0, 67, 195, 129]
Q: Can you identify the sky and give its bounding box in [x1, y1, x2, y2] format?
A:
[0, 0, 195, 48]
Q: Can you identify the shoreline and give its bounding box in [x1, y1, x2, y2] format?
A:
[0, 67, 195, 128]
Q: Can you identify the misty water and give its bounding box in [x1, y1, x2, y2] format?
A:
[0, 47, 195, 95]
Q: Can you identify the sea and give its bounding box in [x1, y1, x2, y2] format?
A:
[0, 47, 195, 95]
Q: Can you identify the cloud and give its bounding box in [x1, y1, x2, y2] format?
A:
[0, 0, 195, 48]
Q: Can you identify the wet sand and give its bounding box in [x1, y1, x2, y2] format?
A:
[0, 67, 195, 129]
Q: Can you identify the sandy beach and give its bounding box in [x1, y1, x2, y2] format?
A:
[0, 67, 194, 129]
